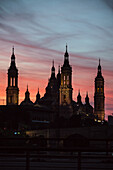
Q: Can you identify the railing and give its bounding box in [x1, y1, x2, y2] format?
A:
[0, 138, 113, 170]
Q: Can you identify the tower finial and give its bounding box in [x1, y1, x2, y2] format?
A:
[27, 84, 28, 91]
[86, 91, 88, 96]
[12, 46, 14, 54]
[58, 65, 60, 73]
[66, 43, 67, 52]
[78, 89, 80, 95]
[99, 58, 100, 65]
[98, 58, 102, 76]
[85, 91, 89, 104]
[51, 60, 55, 78]
[77, 89, 82, 104]
[52, 60, 54, 67]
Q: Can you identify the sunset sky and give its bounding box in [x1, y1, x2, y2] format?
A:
[0, 0, 113, 119]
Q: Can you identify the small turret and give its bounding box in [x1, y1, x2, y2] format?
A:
[25, 85, 30, 101]
[36, 88, 40, 102]
[51, 60, 55, 78]
[77, 90, 82, 105]
[20, 85, 33, 106]
[85, 92, 89, 105]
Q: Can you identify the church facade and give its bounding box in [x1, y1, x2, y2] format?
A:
[5, 45, 105, 123]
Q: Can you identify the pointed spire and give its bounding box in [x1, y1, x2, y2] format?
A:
[97, 58, 102, 77]
[65, 43, 68, 54]
[85, 91, 89, 105]
[57, 65, 61, 88]
[37, 87, 40, 95]
[25, 84, 30, 101]
[77, 89, 82, 105]
[51, 60, 55, 78]
[86, 91, 88, 97]
[66, 43, 67, 53]
[58, 65, 60, 73]
[12, 46, 14, 55]
[11, 46, 15, 64]
[78, 89, 81, 97]
[35, 87, 40, 103]
[27, 84, 28, 91]
[64, 44, 69, 66]
[99, 58, 100, 65]
[78, 89, 80, 95]
[52, 60, 54, 67]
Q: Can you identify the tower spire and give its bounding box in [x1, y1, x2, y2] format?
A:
[35, 87, 40, 103]
[11, 46, 15, 64]
[86, 91, 88, 96]
[12, 46, 14, 55]
[64, 44, 69, 66]
[51, 60, 55, 78]
[97, 58, 102, 77]
[77, 89, 82, 105]
[25, 84, 30, 100]
[58, 65, 60, 73]
[78, 89, 80, 95]
[85, 91, 89, 105]
[27, 84, 28, 91]
[52, 60, 54, 67]
[66, 43, 67, 53]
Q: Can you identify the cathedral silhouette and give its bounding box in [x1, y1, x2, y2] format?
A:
[0, 45, 105, 130]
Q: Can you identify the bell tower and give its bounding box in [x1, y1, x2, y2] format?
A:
[59, 45, 73, 105]
[94, 59, 105, 121]
[6, 47, 19, 105]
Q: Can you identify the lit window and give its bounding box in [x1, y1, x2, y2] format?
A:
[101, 86, 103, 92]
[13, 77, 15, 86]
[8, 97, 10, 103]
[97, 87, 99, 92]
[67, 76, 69, 80]
[67, 76, 69, 85]
[10, 77, 12, 86]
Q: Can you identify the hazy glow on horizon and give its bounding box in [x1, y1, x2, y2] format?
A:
[0, 0, 113, 119]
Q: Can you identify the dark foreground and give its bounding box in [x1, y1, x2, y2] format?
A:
[0, 137, 113, 170]
[0, 149, 113, 170]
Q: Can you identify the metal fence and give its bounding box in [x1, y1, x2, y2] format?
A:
[0, 137, 113, 170]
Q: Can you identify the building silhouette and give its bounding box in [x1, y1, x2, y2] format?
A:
[6, 47, 19, 105]
[77, 90, 82, 105]
[94, 59, 105, 121]
[1, 45, 105, 130]
[20, 85, 34, 106]
[34, 88, 40, 104]
[59, 45, 73, 105]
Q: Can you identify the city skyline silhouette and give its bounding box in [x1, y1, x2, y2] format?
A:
[0, 0, 113, 120]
